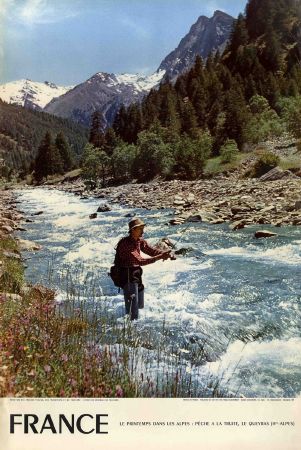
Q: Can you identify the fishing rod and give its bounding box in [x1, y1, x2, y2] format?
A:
[163, 221, 207, 259]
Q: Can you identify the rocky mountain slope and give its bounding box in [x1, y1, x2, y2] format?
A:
[158, 10, 234, 80]
[44, 71, 165, 127]
[0, 79, 73, 110]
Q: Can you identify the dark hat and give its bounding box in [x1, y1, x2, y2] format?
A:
[128, 217, 145, 231]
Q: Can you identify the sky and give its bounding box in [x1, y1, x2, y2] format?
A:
[0, 0, 247, 86]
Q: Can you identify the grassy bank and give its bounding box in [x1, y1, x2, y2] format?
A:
[0, 236, 137, 397]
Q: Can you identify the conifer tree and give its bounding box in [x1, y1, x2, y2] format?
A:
[35, 131, 63, 181]
[180, 101, 199, 138]
[104, 127, 120, 156]
[89, 111, 105, 148]
[55, 132, 73, 172]
[223, 87, 249, 148]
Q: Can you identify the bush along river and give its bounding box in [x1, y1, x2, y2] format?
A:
[16, 187, 301, 398]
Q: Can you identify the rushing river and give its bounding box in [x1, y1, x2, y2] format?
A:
[16, 188, 301, 398]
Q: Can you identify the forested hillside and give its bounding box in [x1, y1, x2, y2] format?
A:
[0, 100, 88, 177]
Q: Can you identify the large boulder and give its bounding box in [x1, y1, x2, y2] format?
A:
[259, 167, 298, 182]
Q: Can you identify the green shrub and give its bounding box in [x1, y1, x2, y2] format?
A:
[220, 139, 239, 163]
[245, 95, 284, 144]
[253, 151, 280, 177]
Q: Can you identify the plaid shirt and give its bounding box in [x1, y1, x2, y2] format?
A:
[117, 236, 161, 267]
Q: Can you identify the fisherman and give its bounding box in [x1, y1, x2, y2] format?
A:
[116, 217, 173, 320]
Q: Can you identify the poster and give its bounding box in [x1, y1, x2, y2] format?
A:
[1, 0, 301, 449]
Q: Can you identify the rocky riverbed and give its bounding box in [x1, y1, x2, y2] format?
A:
[0, 190, 24, 239]
[0, 189, 41, 250]
[58, 173, 301, 229]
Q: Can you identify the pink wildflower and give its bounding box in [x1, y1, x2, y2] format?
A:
[44, 365, 51, 373]
[115, 385, 123, 397]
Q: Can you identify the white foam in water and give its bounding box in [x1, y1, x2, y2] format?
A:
[64, 240, 114, 266]
[205, 338, 301, 397]
[54, 215, 88, 229]
[200, 293, 224, 310]
[206, 243, 301, 265]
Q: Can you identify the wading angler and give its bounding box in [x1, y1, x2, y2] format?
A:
[110, 218, 174, 320]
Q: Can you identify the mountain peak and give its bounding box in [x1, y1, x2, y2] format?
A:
[0, 79, 73, 109]
[213, 10, 230, 17]
[157, 10, 234, 80]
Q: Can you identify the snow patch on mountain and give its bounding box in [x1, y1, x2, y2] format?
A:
[0, 79, 73, 109]
[114, 70, 166, 92]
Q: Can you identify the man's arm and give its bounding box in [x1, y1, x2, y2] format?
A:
[140, 240, 164, 257]
[118, 239, 168, 266]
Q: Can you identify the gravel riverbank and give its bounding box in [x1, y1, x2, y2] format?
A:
[58, 175, 301, 229]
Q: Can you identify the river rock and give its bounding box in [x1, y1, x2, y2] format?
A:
[187, 211, 218, 223]
[1, 225, 14, 233]
[169, 218, 185, 226]
[231, 206, 250, 215]
[97, 204, 111, 212]
[89, 213, 97, 219]
[187, 194, 195, 202]
[259, 167, 297, 182]
[231, 220, 246, 231]
[95, 193, 106, 199]
[173, 199, 186, 206]
[261, 205, 276, 213]
[254, 230, 277, 239]
[3, 251, 21, 260]
[18, 239, 42, 251]
[16, 226, 27, 231]
[0, 293, 22, 302]
[211, 219, 225, 225]
[32, 211, 43, 216]
[294, 200, 301, 210]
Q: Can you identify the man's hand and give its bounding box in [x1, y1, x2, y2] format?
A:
[160, 250, 176, 261]
[161, 250, 171, 261]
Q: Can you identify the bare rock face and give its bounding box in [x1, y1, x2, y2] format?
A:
[158, 10, 234, 81]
